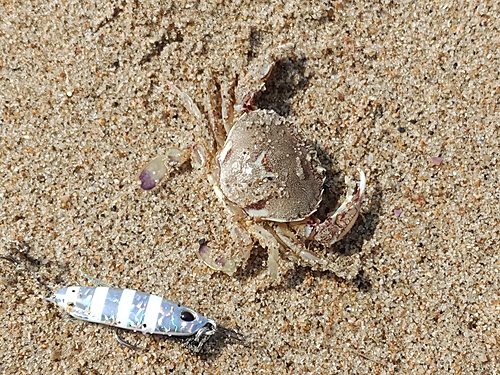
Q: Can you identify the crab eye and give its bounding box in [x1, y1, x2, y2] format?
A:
[180, 310, 195, 322]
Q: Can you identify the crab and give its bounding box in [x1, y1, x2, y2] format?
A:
[139, 44, 366, 280]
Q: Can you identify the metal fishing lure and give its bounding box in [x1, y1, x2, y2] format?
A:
[1, 254, 245, 352]
[50, 286, 231, 351]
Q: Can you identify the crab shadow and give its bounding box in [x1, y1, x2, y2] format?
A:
[233, 244, 268, 281]
[253, 55, 310, 117]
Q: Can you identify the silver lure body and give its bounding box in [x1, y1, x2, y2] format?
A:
[52, 286, 216, 338]
[1, 253, 244, 351]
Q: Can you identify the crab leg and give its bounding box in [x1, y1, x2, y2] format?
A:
[166, 80, 203, 121]
[272, 224, 327, 265]
[138, 82, 210, 190]
[247, 224, 283, 280]
[303, 169, 366, 246]
[139, 149, 189, 190]
[206, 76, 232, 148]
[220, 79, 235, 135]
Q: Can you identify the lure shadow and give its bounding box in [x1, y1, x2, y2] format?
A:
[145, 331, 248, 359]
[192, 331, 250, 360]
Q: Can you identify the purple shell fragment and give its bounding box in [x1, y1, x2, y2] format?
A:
[198, 239, 210, 257]
[393, 209, 402, 217]
[139, 169, 158, 190]
[430, 156, 443, 165]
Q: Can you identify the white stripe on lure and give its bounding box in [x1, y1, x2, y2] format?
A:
[48, 285, 244, 351]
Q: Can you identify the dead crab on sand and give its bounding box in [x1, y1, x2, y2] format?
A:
[139, 45, 366, 279]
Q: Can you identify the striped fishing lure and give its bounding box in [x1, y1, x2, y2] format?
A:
[2, 251, 244, 352]
[49, 286, 241, 351]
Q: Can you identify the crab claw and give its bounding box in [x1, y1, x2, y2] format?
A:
[139, 149, 190, 190]
[305, 169, 366, 246]
[198, 239, 238, 275]
[139, 155, 168, 190]
[197, 223, 253, 275]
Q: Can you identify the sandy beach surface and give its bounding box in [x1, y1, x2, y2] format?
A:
[1, 1, 499, 374]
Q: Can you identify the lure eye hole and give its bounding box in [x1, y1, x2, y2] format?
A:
[180, 310, 195, 322]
